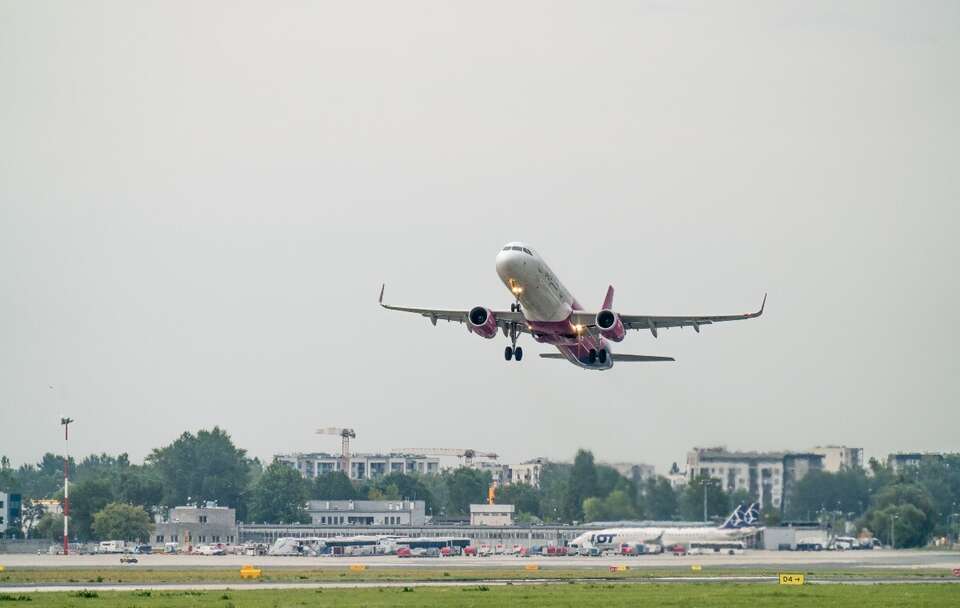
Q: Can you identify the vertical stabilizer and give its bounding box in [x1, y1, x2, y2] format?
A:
[602, 285, 615, 310]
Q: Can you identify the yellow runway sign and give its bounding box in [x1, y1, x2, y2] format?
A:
[778, 573, 805, 585]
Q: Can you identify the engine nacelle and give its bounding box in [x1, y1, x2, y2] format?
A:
[467, 306, 498, 339]
[596, 309, 625, 342]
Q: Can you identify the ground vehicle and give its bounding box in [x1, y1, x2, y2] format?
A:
[671, 544, 687, 556]
[688, 541, 745, 556]
[396, 547, 412, 558]
[195, 544, 226, 556]
[132, 544, 152, 554]
[463, 546, 478, 556]
[98, 541, 126, 554]
[796, 542, 824, 551]
[119, 556, 138, 564]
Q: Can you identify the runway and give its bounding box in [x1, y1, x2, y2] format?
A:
[2, 549, 958, 570]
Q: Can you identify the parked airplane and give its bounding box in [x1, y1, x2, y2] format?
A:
[569, 503, 763, 550]
[380, 242, 764, 369]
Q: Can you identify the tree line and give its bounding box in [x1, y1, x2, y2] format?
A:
[2, 431, 958, 548]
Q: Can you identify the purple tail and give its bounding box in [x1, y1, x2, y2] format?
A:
[602, 285, 615, 310]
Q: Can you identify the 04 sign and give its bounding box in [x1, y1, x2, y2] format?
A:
[779, 573, 805, 585]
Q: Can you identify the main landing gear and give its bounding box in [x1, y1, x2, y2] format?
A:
[587, 348, 608, 365]
[505, 310, 523, 361]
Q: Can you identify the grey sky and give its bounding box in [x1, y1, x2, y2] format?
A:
[2, 1, 958, 474]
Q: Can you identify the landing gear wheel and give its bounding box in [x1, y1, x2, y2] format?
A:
[598, 349, 607, 364]
[514, 346, 523, 361]
[510, 303, 516, 312]
[588, 349, 597, 364]
[505, 346, 514, 361]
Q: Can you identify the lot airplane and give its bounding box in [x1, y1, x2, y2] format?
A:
[380, 242, 764, 370]
[569, 503, 763, 550]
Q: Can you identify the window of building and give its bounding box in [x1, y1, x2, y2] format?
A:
[156, 535, 164, 543]
[199, 515, 208, 524]
[212, 535, 220, 542]
[172, 535, 178, 542]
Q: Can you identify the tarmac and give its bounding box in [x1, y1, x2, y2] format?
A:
[2, 549, 958, 570]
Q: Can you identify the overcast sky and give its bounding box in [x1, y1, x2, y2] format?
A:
[2, 1, 958, 475]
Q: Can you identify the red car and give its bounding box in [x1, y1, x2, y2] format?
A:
[671, 544, 687, 556]
[463, 546, 477, 556]
[397, 547, 412, 558]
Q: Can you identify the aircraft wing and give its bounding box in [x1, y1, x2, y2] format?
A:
[571, 294, 766, 338]
[378, 285, 528, 332]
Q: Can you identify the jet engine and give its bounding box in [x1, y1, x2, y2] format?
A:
[467, 306, 498, 339]
[596, 309, 625, 342]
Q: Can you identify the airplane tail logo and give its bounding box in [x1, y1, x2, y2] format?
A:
[719, 503, 761, 529]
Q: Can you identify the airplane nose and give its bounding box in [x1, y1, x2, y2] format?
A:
[496, 249, 520, 279]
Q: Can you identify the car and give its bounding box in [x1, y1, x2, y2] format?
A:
[671, 544, 687, 556]
[396, 547, 412, 558]
[119, 556, 138, 564]
[133, 544, 153, 555]
[463, 546, 478, 556]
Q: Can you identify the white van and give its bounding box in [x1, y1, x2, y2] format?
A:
[98, 540, 126, 554]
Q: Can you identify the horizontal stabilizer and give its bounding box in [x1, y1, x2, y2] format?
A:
[539, 353, 675, 362]
[614, 354, 675, 362]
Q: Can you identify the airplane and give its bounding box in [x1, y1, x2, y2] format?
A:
[379, 242, 765, 370]
[569, 503, 763, 551]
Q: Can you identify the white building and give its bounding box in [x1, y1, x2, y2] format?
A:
[504, 458, 547, 488]
[276, 452, 440, 481]
[307, 500, 426, 526]
[0, 492, 22, 535]
[470, 503, 515, 526]
[154, 504, 237, 547]
[810, 446, 864, 472]
[686, 447, 824, 511]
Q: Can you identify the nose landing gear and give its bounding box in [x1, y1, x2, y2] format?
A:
[505, 320, 523, 362]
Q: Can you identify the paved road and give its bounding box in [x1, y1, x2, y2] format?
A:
[2, 549, 958, 570]
[2, 575, 959, 594]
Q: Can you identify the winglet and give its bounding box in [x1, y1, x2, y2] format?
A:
[759, 293, 767, 315]
[379, 283, 385, 305]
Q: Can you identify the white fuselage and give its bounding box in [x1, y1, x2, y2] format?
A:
[570, 525, 760, 550]
[495, 242, 613, 369]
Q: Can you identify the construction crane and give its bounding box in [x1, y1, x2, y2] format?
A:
[316, 427, 356, 475]
[390, 448, 498, 467]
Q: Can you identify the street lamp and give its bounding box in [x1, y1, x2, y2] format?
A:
[703, 479, 719, 522]
[890, 513, 899, 550]
[60, 416, 74, 556]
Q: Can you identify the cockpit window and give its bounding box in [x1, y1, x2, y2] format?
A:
[511, 246, 521, 251]
[502, 247, 511, 251]
[522, 248, 532, 255]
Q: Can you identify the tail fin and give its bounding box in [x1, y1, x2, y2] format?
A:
[719, 503, 762, 529]
[602, 285, 615, 310]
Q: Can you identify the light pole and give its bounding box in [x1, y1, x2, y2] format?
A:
[890, 513, 898, 549]
[703, 479, 718, 522]
[60, 416, 74, 555]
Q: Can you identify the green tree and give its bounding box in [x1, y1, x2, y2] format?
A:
[641, 476, 677, 520]
[537, 463, 571, 522]
[147, 428, 251, 510]
[564, 450, 598, 521]
[91, 502, 152, 541]
[247, 462, 310, 524]
[862, 482, 936, 547]
[311, 471, 358, 500]
[35, 513, 64, 542]
[496, 483, 541, 518]
[68, 477, 115, 540]
[582, 496, 607, 522]
[444, 468, 491, 516]
[680, 475, 730, 521]
[785, 468, 870, 519]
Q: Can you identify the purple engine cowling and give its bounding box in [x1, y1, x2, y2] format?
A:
[468, 306, 498, 339]
[596, 309, 625, 342]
